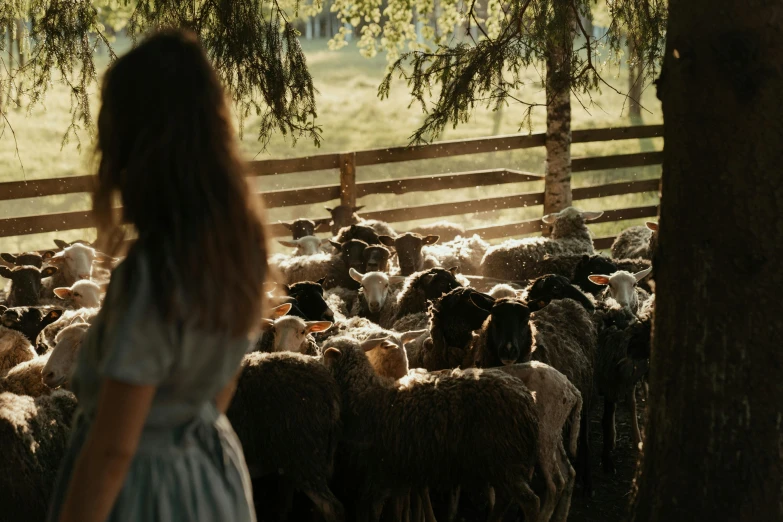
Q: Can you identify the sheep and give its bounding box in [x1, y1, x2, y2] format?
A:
[0, 326, 37, 372]
[0, 265, 59, 307]
[480, 207, 603, 281]
[277, 239, 367, 289]
[526, 274, 596, 313]
[471, 298, 534, 368]
[613, 258, 654, 293]
[497, 362, 582, 522]
[422, 234, 489, 275]
[326, 204, 397, 237]
[226, 351, 344, 522]
[0, 306, 64, 346]
[36, 308, 99, 355]
[280, 218, 318, 240]
[53, 238, 93, 249]
[280, 280, 336, 322]
[349, 269, 406, 323]
[0, 389, 78, 522]
[379, 233, 440, 276]
[409, 221, 466, 242]
[325, 329, 425, 381]
[610, 224, 655, 261]
[488, 283, 518, 299]
[588, 267, 653, 314]
[323, 239, 370, 290]
[323, 287, 355, 323]
[278, 235, 332, 256]
[335, 224, 381, 246]
[53, 279, 104, 309]
[0, 353, 51, 397]
[646, 221, 659, 259]
[1, 251, 55, 269]
[363, 245, 392, 273]
[378, 267, 462, 329]
[322, 338, 541, 522]
[407, 287, 495, 372]
[572, 254, 619, 295]
[43, 243, 106, 292]
[41, 322, 91, 390]
[255, 314, 332, 355]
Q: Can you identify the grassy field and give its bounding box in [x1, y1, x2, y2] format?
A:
[0, 37, 662, 254]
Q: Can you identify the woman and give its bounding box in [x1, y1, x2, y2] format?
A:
[48, 29, 267, 522]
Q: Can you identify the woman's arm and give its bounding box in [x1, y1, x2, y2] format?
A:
[214, 370, 241, 414]
[58, 380, 156, 522]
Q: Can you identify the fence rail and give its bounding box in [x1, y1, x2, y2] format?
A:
[0, 124, 663, 249]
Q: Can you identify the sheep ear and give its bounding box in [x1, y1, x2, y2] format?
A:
[400, 330, 427, 344]
[54, 239, 71, 249]
[261, 319, 275, 332]
[389, 275, 406, 285]
[280, 221, 294, 230]
[0, 266, 13, 279]
[541, 213, 557, 225]
[324, 206, 333, 213]
[580, 210, 604, 221]
[352, 206, 365, 212]
[448, 266, 460, 275]
[271, 303, 292, 318]
[0, 253, 17, 263]
[42, 251, 56, 260]
[378, 235, 396, 247]
[329, 240, 342, 250]
[588, 275, 610, 286]
[646, 221, 658, 231]
[634, 267, 653, 282]
[278, 240, 299, 248]
[53, 288, 72, 300]
[359, 337, 387, 352]
[306, 321, 333, 333]
[322, 347, 341, 363]
[41, 266, 59, 278]
[423, 235, 439, 245]
[315, 277, 326, 286]
[349, 268, 364, 283]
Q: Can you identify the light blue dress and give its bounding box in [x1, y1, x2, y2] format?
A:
[47, 249, 256, 522]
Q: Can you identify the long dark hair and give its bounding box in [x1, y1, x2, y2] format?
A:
[93, 29, 268, 337]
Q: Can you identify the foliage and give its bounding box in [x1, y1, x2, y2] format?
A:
[0, 0, 320, 148]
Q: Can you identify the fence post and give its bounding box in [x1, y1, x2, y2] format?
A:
[337, 152, 357, 229]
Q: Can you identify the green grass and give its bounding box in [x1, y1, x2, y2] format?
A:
[0, 37, 662, 254]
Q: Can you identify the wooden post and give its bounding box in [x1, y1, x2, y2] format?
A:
[337, 152, 357, 229]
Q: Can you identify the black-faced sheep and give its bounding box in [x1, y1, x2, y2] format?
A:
[379, 233, 440, 276]
[0, 265, 59, 306]
[480, 207, 603, 281]
[0, 389, 78, 522]
[409, 221, 466, 242]
[335, 224, 381, 246]
[280, 219, 318, 240]
[1, 251, 55, 269]
[422, 234, 489, 275]
[227, 351, 344, 522]
[526, 274, 595, 313]
[326, 204, 397, 238]
[323, 239, 371, 290]
[363, 245, 392, 273]
[471, 298, 534, 368]
[572, 254, 619, 295]
[379, 267, 462, 329]
[322, 338, 541, 522]
[282, 280, 335, 322]
[0, 306, 63, 347]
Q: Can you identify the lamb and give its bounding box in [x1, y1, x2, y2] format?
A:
[348, 269, 406, 323]
[53, 279, 104, 309]
[488, 283, 518, 299]
[409, 221, 466, 242]
[0, 326, 37, 372]
[1, 251, 55, 269]
[0, 306, 64, 346]
[0, 389, 78, 522]
[407, 287, 495, 372]
[0, 265, 59, 306]
[322, 338, 541, 522]
[255, 314, 332, 355]
[0, 353, 51, 397]
[480, 207, 603, 281]
[335, 224, 381, 245]
[497, 362, 582, 522]
[588, 267, 652, 314]
[378, 267, 462, 329]
[422, 234, 489, 275]
[36, 308, 99, 355]
[280, 218, 318, 239]
[41, 322, 91, 389]
[326, 204, 397, 237]
[277, 235, 332, 256]
[226, 351, 344, 522]
[379, 233, 440, 276]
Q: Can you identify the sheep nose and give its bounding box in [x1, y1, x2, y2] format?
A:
[323, 311, 335, 321]
[43, 371, 62, 389]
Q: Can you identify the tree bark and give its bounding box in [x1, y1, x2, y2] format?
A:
[632, 1, 783, 521]
[543, 10, 574, 234]
[16, 18, 24, 109]
[628, 38, 643, 122]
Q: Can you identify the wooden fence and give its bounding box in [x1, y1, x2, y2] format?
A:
[0, 124, 663, 252]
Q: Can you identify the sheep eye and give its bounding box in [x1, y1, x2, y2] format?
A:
[74, 293, 81, 298]
[301, 330, 306, 335]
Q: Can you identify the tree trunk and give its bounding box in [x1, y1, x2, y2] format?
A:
[631, 1, 783, 521]
[543, 11, 574, 235]
[628, 38, 643, 123]
[16, 18, 23, 109]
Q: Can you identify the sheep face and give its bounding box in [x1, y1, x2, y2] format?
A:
[285, 280, 335, 321]
[436, 287, 495, 332]
[588, 268, 652, 310]
[350, 269, 406, 313]
[485, 298, 533, 365]
[363, 245, 392, 273]
[48, 243, 99, 282]
[527, 274, 595, 312]
[282, 219, 317, 240]
[542, 206, 603, 225]
[0, 265, 59, 306]
[572, 254, 618, 295]
[359, 334, 421, 380]
[43, 322, 90, 389]
[1, 306, 63, 344]
[381, 233, 439, 276]
[333, 239, 369, 272]
[336, 224, 380, 245]
[327, 205, 364, 235]
[418, 267, 462, 302]
[53, 280, 104, 309]
[1, 251, 54, 269]
[278, 236, 330, 256]
[262, 316, 332, 353]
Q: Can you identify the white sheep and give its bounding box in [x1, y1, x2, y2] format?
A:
[277, 235, 332, 256]
[53, 279, 105, 309]
[42, 321, 91, 389]
[488, 283, 519, 299]
[257, 312, 332, 355]
[0, 326, 37, 372]
[588, 267, 652, 314]
[43, 243, 102, 290]
[348, 268, 406, 318]
[422, 234, 489, 275]
[36, 308, 99, 355]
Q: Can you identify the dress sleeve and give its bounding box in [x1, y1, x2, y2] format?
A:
[97, 252, 176, 386]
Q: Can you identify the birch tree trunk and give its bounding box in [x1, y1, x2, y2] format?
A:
[628, 39, 643, 122]
[631, 1, 783, 520]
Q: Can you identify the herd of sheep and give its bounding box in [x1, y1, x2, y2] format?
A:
[0, 204, 659, 522]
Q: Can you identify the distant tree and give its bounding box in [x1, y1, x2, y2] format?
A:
[0, 0, 320, 148]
